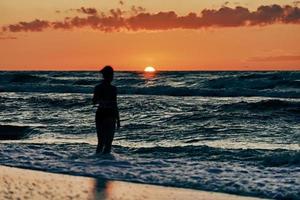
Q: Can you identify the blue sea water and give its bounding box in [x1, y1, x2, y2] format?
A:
[0, 71, 299, 199]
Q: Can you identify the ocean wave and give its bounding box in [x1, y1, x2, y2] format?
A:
[10, 74, 48, 83]
[0, 84, 93, 94]
[261, 151, 300, 167]
[27, 96, 90, 108]
[0, 71, 299, 98]
[118, 86, 300, 98]
[221, 99, 300, 113]
[238, 72, 299, 80]
[208, 75, 300, 90]
[0, 83, 299, 98]
[0, 125, 35, 140]
[128, 145, 300, 167]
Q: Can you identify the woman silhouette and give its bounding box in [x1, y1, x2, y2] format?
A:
[93, 66, 120, 154]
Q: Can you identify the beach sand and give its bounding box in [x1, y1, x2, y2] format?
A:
[0, 165, 269, 200]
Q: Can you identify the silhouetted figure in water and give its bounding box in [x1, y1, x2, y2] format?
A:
[93, 66, 120, 154]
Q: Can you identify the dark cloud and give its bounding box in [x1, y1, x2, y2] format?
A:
[283, 5, 300, 23]
[128, 11, 179, 30]
[250, 4, 285, 25]
[76, 7, 98, 15]
[223, 1, 230, 6]
[4, 19, 50, 32]
[2, 4, 300, 33]
[131, 6, 146, 14]
[200, 6, 251, 27]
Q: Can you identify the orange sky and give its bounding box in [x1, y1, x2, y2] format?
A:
[0, 0, 299, 71]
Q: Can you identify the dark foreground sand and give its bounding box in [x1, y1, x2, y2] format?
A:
[0, 165, 269, 200]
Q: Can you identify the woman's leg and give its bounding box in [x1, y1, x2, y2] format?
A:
[96, 112, 104, 153]
[102, 118, 116, 154]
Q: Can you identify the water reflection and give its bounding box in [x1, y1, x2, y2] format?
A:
[94, 179, 253, 200]
[143, 71, 157, 79]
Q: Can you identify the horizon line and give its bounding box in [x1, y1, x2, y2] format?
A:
[0, 69, 299, 72]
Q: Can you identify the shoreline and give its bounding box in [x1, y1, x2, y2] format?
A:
[0, 165, 270, 200]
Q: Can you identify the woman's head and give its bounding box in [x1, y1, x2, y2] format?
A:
[100, 65, 114, 82]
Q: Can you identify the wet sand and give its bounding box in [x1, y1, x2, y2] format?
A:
[0, 165, 269, 200]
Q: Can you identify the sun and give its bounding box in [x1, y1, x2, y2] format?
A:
[144, 66, 156, 72]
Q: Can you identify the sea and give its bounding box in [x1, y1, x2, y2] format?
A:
[0, 71, 299, 199]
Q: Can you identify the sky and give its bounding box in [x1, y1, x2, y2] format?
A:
[0, 0, 299, 71]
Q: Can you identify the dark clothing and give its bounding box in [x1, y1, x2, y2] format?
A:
[93, 81, 118, 154]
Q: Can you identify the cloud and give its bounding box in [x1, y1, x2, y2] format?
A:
[223, 1, 230, 7]
[294, 1, 300, 6]
[2, 19, 50, 32]
[2, 4, 300, 33]
[131, 6, 146, 14]
[76, 7, 98, 15]
[249, 55, 300, 62]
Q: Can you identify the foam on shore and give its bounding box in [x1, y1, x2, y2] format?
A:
[0, 165, 270, 200]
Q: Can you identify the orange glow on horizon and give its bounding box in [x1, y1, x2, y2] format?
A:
[0, 25, 299, 71]
[0, 1, 299, 71]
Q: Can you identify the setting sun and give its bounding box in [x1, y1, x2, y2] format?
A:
[144, 66, 156, 72]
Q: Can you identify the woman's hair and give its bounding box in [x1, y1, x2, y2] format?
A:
[100, 65, 114, 81]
